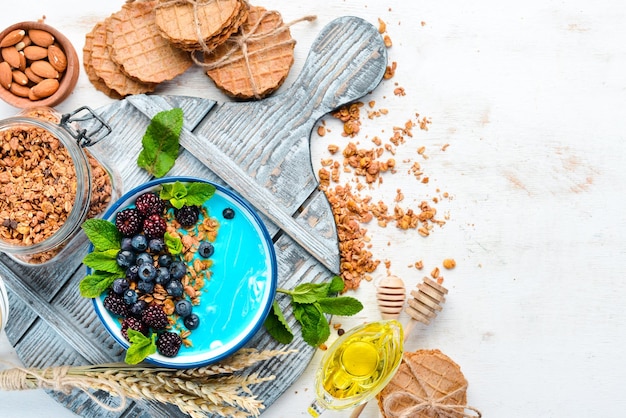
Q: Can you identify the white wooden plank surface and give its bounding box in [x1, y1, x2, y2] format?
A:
[2, 0, 626, 417]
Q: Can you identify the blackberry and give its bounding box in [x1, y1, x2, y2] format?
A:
[115, 208, 142, 236]
[141, 305, 169, 329]
[135, 192, 166, 217]
[156, 332, 182, 357]
[121, 317, 148, 341]
[175, 205, 199, 228]
[103, 292, 129, 317]
[143, 214, 167, 239]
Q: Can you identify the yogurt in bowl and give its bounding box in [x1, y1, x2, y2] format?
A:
[87, 176, 277, 368]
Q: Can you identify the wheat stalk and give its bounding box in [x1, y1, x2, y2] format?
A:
[0, 349, 296, 417]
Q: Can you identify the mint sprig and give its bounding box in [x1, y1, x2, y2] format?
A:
[125, 329, 157, 364]
[159, 181, 216, 209]
[164, 232, 183, 255]
[79, 218, 124, 298]
[264, 276, 363, 346]
[137, 108, 184, 178]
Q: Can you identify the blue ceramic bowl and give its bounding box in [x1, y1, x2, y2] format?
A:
[91, 177, 277, 367]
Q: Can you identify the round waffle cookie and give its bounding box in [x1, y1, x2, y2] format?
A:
[376, 349, 472, 418]
[83, 24, 122, 99]
[155, 0, 249, 51]
[203, 6, 295, 99]
[87, 20, 156, 97]
[107, 0, 193, 84]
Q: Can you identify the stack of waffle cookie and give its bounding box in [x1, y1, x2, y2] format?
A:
[84, 0, 303, 100]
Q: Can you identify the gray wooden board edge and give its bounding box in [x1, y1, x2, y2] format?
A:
[2, 15, 387, 417]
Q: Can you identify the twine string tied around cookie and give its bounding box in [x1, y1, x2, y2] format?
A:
[195, 8, 316, 98]
[0, 362, 126, 412]
[382, 386, 482, 418]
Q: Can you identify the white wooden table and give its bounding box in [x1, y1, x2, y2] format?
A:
[2, 0, 626, 417]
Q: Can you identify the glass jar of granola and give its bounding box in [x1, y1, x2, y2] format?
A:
[0, 107, 120, 265]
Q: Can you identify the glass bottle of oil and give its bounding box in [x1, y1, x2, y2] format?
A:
[308, 319, 403, 416]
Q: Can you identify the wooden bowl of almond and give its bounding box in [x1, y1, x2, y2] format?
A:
[0, 21, 79, 108]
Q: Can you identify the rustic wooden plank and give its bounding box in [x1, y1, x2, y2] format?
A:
[4, 288, 38, 343]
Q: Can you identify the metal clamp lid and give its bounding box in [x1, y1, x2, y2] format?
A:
[59, 106, 112, 147]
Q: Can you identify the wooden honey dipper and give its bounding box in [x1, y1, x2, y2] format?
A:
[376, 275, 406, 320]
[350, 276, 448, 418]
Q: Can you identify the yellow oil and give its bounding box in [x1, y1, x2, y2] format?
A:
[310, 320, 403, 414]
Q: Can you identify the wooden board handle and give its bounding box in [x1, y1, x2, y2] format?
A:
[284, 15, 388, 118]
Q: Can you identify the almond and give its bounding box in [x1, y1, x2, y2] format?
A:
[28, 29, 55, 48]
[18, 51, 26, 71]
[30, 60, 59, 79]
[9, 82, 30, 97]
[47, 45, 67, 72]
[0, 29, 25, 48]
[31, 78, 59, 98]
[23, 45, 48, 61]
[11, 69, 28, 86]
[0, 61, 12, 89]
[25, 67, 44, 84]
[1, 46, 21, 69]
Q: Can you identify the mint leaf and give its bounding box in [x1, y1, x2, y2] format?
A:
[264, 301, 294, 344]
[164, 232, 182, 255]
[294, 303, 329, 346]
[79, 271, 118, 298]
[328, 276, 345, 294]
[160, 181, 188, 209]
[184, 182, 216, 206]
[288, 282, 330, 304]
[137, 108, 184, 178]
[81, 219, 121, 252]
[317, 297, 363, 316]
[159, 181, 215, 209]
[83, 249, 124, 274]
[125, 330, 157, 364]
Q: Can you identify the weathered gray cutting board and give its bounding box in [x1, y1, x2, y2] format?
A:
[1, 16, 387, 417]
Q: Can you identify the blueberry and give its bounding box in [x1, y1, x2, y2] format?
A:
[169, 261, 187, 280]
[131, 234, 148, 252]
[126, 264, 139, 281]
[184, 313, 200, 330]
[155, 266, 171, 285]
[116, 250, 136, 268]
[166, 280, 184, 297]
[137, 280, 155, 294]
[135, 252, 153, 266]
[197, 241, 214, 258]
[158, 254, 173, 268]
[149, 238, 166, 253]
[138, 263, 157, 282]
[121, 237, 133, 251]
[112, 278, 130, 294]
[175, 299, 192, 317]
[222, 207, 235, 219]
[123, 289, 138, 305]
[129, 300, 147, 317]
